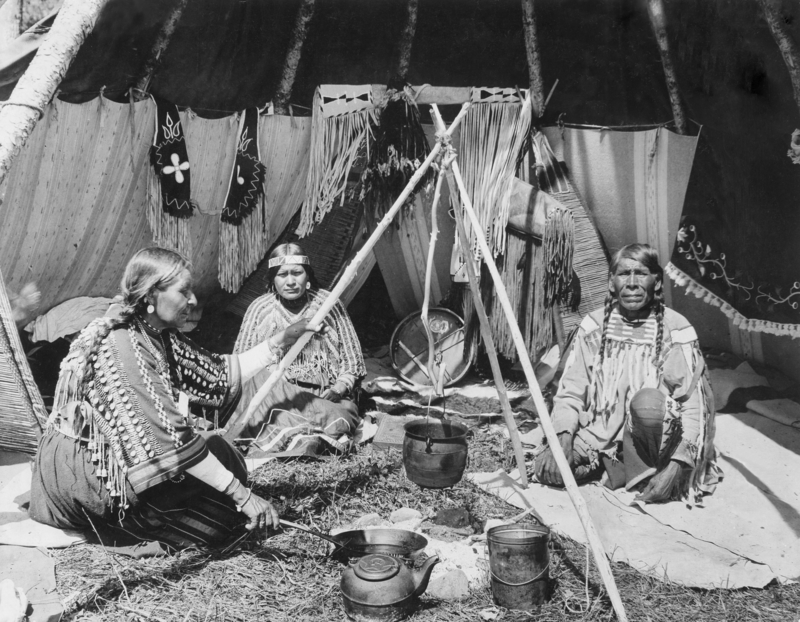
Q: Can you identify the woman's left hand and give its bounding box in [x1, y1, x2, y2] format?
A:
[321, 381, 348, 403]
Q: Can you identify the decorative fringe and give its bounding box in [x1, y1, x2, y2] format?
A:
[529, 240, 554, 356]
[357, 87, 433, 218]
[218, 195, 268, 292]
[666, 262, 800, 338]
[542, 205, 575, 305]
[147, 169, 192, 257]
[458, 95, 532, 258]
[48, 317, 130, 510]
[298, 88, 376, 237]
[480, 233, 553, 361]
[588, 339, 659, 424]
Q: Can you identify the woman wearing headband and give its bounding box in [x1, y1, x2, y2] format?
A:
[233, 243, 366, 456]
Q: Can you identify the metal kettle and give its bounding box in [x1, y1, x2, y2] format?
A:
[340, 553, 440, 622]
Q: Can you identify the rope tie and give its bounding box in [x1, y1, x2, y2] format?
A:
[435, 130, 452, 148]
[490, 561, 550, 587]
[0, 101, 45, 119]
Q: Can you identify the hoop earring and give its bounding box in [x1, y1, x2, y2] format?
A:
[306, 282, 311, 290]
[146, 304, 155, 314]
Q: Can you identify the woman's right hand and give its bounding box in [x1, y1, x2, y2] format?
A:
[240, 493, 280, 531]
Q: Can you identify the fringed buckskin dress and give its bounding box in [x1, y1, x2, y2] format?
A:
[30, 314, 249, 549]
[233, 288, 366, 457]
[551, 307, 720, 504]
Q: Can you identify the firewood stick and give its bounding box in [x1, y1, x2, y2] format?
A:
[444, 140, 629, 622]
[222, 102, 472, 441]
[429, 106, 529, 489]
[421, 164, 447, 393]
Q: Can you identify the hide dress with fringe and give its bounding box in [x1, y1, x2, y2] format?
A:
[233, 289, 366, 457]
[551, 306, 720, 504]
[29, 314, 250, 550]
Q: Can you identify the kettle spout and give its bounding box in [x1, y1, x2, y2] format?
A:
[411, 555, 440, 598]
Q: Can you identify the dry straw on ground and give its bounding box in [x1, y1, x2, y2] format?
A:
[54, 426, 800, 622]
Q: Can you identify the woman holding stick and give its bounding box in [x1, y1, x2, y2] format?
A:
[30, 247, 317, 550]
[233, 242, 366, 457]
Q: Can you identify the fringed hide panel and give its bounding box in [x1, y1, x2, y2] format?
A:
[0, 267, 47, 454]
[225, 116, 314, 314]
[532, 132, 609, 336]
[0, 98, 225, 315]
[298, 85, 376, 237]
[457, 92, 532, 259]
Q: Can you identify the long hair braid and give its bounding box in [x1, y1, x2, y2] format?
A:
[652, 287, 666, 375]
[596, 291, 616, 368]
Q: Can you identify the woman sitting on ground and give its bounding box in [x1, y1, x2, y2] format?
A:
[535, 243, 719, 504]
[30, 247, 317, 550]
[233, 242, 366, 457]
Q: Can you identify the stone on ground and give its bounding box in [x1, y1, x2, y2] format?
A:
[426, 569, 471, 601]
[390, 507, 422, 523]
[434, 507, 470, 528]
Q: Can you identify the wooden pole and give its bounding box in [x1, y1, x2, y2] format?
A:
[0, 0, 109, 186]
[520, 0, 545, 117]
[432, 108, 628, 622]
[645, 0, 689, 134]
[756, 0, 800, 117]
[389, 0, 419, 86]
[273, 0, 317, 115]
[222, 103, 472, 441]
[421, 163, 447, 393]
[130, 0, 189, 101]
[431, 107, 529, 488]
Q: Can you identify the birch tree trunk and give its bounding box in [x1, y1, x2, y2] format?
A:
[131, 0, 189, 100]
[521, 0, 544, 117]
[273, 0, 316, 114]
[646, 0, 688, 134]
[388, 0, 418, 86]
[756, 0, 800, 117]
[0, 0, 108, 185]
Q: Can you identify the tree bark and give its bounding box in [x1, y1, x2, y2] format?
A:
[388, 0, 418, 87]
[0, 0, 108, 187]
[756, 0, 800, 117]
[131, 0, 189, 100]
[646, 0, 688, 134]
[0, 0, 21, 48]
[521, 0, 545, 117]
[273, 0, 316, 114]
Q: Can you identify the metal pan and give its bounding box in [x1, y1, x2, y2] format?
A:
[280, 520, 428, 559]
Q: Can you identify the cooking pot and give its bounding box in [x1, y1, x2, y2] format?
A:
[280, 520, 428, 559]
[340, 553, 439, 621]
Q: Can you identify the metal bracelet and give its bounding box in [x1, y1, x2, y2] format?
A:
[235, 487, 253, 513]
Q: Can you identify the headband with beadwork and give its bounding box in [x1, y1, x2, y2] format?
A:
[268, 255, 310, 268]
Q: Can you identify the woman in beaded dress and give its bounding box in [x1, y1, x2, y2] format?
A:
[233, 243, 366, 457]
[30, 248, 317, 549]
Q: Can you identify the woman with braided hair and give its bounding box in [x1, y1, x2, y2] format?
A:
[535, 243, 720, 504]
[30, 248, 320, 550]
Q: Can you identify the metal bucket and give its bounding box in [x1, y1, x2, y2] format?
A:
[403, 420, 468, 489]
[486, 522, 550, 610]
